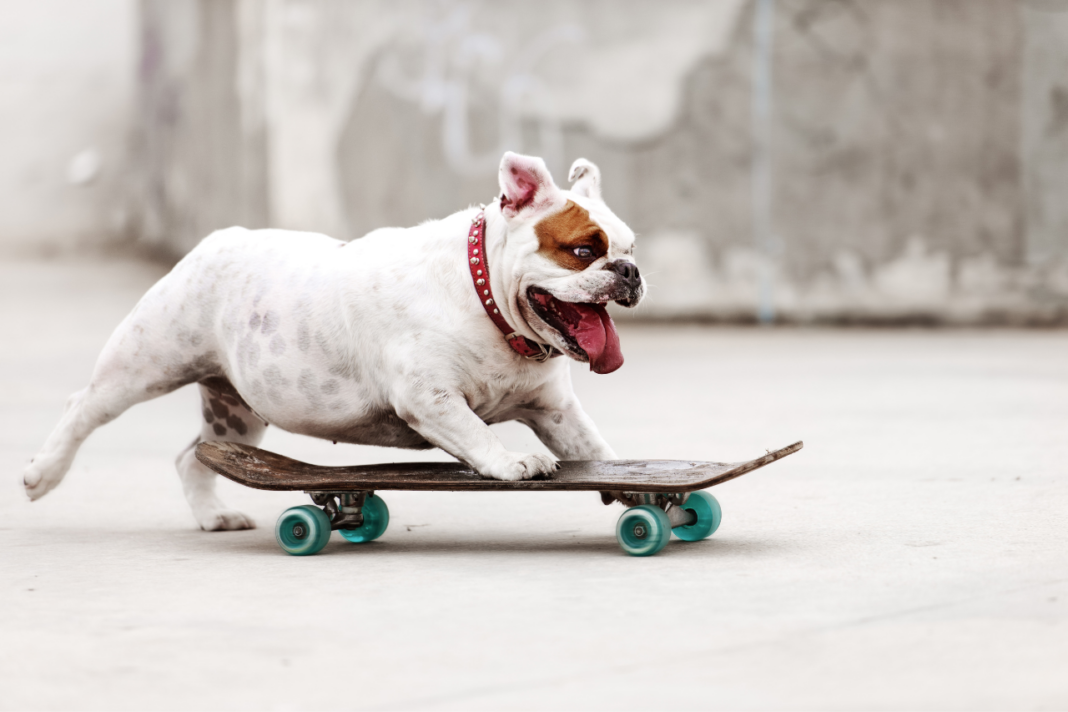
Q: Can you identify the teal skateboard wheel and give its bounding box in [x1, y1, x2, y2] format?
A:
[338, 495, 390, 543]
[616, 504, 672, 556]
[672, 491, 722, 541]
[275, 504, 332, 556]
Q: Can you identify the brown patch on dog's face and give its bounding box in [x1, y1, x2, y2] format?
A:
[534, 200, 608, 271]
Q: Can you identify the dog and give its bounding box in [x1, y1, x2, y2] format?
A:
[22, 152, 644, 530]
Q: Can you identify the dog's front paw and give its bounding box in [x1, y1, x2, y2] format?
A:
[195, 507, 256, 531]
[482, 452, 558, 481]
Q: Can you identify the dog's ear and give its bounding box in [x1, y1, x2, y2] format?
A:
[568, 158, 601, 201]
[498, 152, 558, 219]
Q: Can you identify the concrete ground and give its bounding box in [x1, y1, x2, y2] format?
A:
[1, 257, 1066, 711]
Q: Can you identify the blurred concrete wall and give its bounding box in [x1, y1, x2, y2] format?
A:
[0, 0, 136, 255]
[136, 1, 269, 252]
[11, 0, 1068, 324]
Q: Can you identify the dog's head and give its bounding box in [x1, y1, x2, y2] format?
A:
[493, 152, 644, 374]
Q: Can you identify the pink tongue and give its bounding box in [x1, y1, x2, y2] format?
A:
[573, 304, 624, 374]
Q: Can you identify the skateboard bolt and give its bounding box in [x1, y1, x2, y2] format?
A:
[292, 524, 307, 539]
[632, 524, 647, 539]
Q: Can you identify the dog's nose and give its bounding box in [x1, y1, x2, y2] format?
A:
[606, 260, 641, 287]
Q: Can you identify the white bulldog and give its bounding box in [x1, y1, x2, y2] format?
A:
[23, 152, 645, 530]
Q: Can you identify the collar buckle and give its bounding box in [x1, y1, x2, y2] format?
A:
[527, 343, 554, 362]
[506, 332, 554, 362]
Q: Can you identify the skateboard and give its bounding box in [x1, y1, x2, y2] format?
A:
[195, 440, 803, 557]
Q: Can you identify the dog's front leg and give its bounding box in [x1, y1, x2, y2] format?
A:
[521, 400, 617, 461]
[393, 388, 557, 481]
[521, 399, 626, 505]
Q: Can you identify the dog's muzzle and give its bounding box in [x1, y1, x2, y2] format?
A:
[605, 260, 643, 308]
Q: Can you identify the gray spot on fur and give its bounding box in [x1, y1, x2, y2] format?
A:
[248, 313, 261, 330]
[261, 311, 280, 335]
[269, 335, 286, 356]
[203, 408, 215, 423]
[212, 423, 227, 436]
[144, 351, 220, 396]
[209, 398, 229, 419]
[297, 369, 323, 408]
[314, 330, 334, 358]
[328, 360, 362, 382]
[198, 300, 215, 329]
[225, 414, 248, 436]
[297, 323, 311, 352]
[177, 330, 204, 348]
[247, 341, 261, 369]
[320, 379, 340, 395]
[551, 412, 563, 425]
[236, 336, 253, 373]
[264, 364, 289, 389]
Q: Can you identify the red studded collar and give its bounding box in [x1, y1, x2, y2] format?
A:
[467, 210, 556, 361]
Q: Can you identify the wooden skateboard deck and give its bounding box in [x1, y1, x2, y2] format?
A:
[195, 440, 803, 494]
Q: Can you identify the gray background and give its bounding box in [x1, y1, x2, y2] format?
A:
[2, 2, 1067, 709]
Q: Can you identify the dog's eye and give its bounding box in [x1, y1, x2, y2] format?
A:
[572, 246, 595, 260]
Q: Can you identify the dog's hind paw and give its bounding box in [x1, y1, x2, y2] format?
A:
[22, 458, 66, 501]
[196, 508, 256, 531]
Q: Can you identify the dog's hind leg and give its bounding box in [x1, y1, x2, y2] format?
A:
[23, 386, 121, 500]
[22, 356, 183, 501]
[174, 377, 267, 531]
[24, 294, 225, 501]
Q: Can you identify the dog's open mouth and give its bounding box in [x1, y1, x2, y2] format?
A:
[528, 287, 623, 374]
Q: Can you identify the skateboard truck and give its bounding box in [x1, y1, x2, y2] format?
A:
[309, 491, 374, 530]
[605, 491, 698, 528]
[661, 493, 699, 528]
